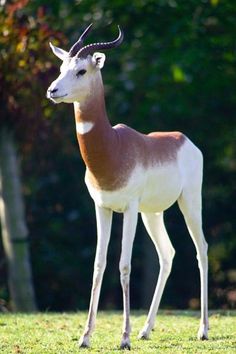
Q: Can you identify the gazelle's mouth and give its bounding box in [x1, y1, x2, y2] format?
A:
[50, 93, 68, 100]
[47, 92, 68, 103]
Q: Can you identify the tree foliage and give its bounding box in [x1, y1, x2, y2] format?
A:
[0, 0, 236, 311]
[0, 0, 65, 144]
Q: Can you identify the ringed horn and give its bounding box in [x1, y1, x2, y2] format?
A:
[69, 23, 93, 57]
[75, 25, 124, 59]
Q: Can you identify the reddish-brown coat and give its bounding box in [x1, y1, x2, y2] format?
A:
[74, 83, 186, 192]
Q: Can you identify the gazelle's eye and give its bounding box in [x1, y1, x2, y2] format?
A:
[76, 69, 87, 77]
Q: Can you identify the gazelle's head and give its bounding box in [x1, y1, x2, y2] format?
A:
[47, 24, 123, 104]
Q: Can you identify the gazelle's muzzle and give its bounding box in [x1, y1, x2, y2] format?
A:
[47, 82, 68, 102]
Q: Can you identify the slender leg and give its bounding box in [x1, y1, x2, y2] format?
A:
[119, 200, 139, 350]
[178, 191, 208, 340]
[138, 212, 175, 339]
[79, 205, 113, 348]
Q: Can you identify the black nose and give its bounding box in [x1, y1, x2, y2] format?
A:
[49, 88, 58, 94]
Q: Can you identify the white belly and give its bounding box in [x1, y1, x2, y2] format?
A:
[85, 162, 183, 213]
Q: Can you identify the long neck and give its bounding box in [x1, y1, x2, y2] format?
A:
[74, 74, 115, 178]
[74, 75, 110, 130]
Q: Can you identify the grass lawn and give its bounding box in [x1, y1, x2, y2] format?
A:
[0, 311, 235, 353]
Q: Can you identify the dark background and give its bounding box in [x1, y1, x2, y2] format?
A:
[0, 0, 235, 311]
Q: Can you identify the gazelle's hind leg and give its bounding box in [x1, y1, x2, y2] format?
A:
[138, 212, 175, 340]
[178, 186, 208, 340]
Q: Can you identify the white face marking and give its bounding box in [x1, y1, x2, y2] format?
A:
[47, 48, 106, 105]
[76, 121, 94, 135]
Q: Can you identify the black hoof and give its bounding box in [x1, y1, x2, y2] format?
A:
[200, 334, 208, 341]
[78, 337, 90, 348]
[139, 334, 148, 340]
[120, 342, 131, 350]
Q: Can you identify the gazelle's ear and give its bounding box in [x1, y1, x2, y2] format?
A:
[49, 42, 68, 61]
[91, 52, 106, 69]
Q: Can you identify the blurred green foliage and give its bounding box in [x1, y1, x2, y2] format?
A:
[0, 0, 235, 311]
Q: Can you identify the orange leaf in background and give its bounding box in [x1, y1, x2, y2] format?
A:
[18, 27, 28, 38]
[39, 24, 51, 39]
[6, 0, 29, 17]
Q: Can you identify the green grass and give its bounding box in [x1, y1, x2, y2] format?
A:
[0, 311, 235, 353]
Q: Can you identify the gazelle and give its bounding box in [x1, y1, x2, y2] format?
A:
[47, 24, 208, 350]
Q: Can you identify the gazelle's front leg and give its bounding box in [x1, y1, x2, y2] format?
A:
[79, 205, 113, 348]
[119, 200, 138, 350]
